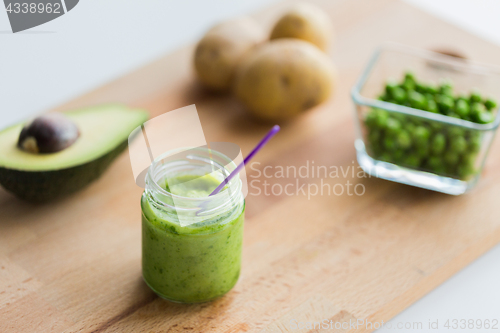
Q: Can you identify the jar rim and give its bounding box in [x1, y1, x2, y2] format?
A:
[145, 146, 242, 213]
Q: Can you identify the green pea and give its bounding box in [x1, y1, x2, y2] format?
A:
[385, 80, 398, 95]
[440, 79, 453, 89]
[427, 99, 439, 113]
[415, 82, 427, 94]
[371, 147, 382, 157]
[440, 86, 454, 97]
[405, 122, 416, 133]
[445, 165, 457, 177]
[408, 90, 427, 109]
[448, 112, 461, 119]
[378, 94, 390, 102]
[383, 137, 398, 151]
[447, 126, 465, 137]
[457, 164, 474, 179]
[404, 71, 416, 82]
[415, 145, 430, 158]
[368, 129, 381, 144]
[396, 130, 412, 149]
[454, 99, 470, 118]
[429, 121, 443, 131]
[379, 152, 393, 162]
[468, 130, 480, 140]
[462, 153, 476, 168]
[436, 95, 455, 114]
[470, 90, 482, 103]
[478, 112, 494, 124]
[393, 149, 405, 162]
[411, 117, 425, 126]
[470, 102, 486, 122]
[443, 151, 459, 166]
[391, 87, 407, 104]
[402, 82, 415, 91]
[367, 109, 389, 128]
[484, 98, 497, 110]
[472, 102, 486, 112]
[468, 134, 481, 153]
[449, 135, 467, 154]
[430, 133, 446, 155]
[392, 113, 407, 123]
[403, 73, 416, 91]
[434, 166, 447, 175]
[403, 154, 421, 168]
[426, 84, 439, 95]
[386, 118, 402, 136]
[427, 156, 446, 174]
[426, 156, 440, 168]
[412, 126, 430, 147]
[365, 110, 378, 127]
[439, 79, 454, 96]
[457, 154, 477, 179]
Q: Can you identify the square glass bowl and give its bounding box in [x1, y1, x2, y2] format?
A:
[351, 44, 500, 195]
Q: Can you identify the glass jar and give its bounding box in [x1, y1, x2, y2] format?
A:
[141, 147, 245, 303]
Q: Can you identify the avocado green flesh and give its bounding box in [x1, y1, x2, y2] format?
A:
[0, 105, 148, 201]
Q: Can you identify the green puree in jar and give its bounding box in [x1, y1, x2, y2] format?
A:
[141, 173, 245, 303]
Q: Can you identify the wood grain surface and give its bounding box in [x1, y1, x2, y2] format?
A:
[2, 0, 500, 332]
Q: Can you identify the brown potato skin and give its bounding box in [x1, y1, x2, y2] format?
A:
[234, 39, 336, 122]
[270, 3, 333, 51]
[194, 17, 265, 92]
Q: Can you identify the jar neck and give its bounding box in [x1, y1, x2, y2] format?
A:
[144, 147, 243, 227]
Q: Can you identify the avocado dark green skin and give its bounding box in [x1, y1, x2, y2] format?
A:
[0, 141, 127, 202]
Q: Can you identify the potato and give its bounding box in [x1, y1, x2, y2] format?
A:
[270, 3, 333, 51]
[194, 17, 265, 92]
[234, 39, 336, 121]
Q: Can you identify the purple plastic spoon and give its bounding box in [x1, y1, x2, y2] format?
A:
[209, 125, 280, 196]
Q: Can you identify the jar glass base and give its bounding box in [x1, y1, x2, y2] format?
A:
[355, 140, 479, 195]
[142, 275, 237, 304]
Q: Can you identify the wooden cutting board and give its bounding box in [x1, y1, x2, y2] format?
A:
[2, 0, 500, 332]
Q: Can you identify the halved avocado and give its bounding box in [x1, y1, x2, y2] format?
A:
[0, 105, 148, 202]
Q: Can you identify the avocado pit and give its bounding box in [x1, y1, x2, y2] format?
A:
[17, 113, 80, 154]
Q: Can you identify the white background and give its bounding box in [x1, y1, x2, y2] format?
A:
[1, 1, 500, 332]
